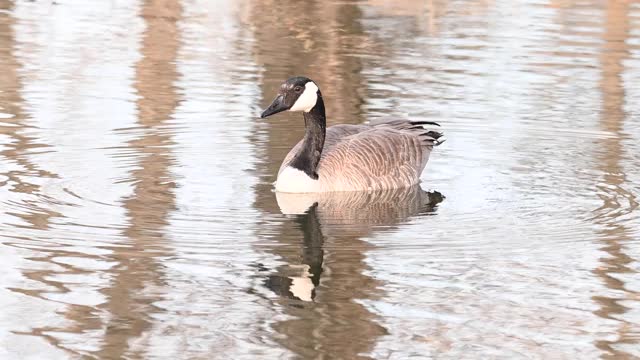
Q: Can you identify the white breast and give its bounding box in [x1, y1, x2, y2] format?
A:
[275, 166, 321, 193]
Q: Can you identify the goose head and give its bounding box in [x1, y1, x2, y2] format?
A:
[261, 76, 320, 118]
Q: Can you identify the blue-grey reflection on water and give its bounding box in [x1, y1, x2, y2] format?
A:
[0, 0, 639, 359]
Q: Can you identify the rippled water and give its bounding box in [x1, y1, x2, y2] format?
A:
[1, 0, 639, 358]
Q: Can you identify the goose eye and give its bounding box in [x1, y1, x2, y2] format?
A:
[294, 86, 302, 93]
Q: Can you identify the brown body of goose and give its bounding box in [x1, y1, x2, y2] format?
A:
[261, 77, 444, 193]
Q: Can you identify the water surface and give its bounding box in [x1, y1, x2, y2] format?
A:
[1, 0, 639, 358]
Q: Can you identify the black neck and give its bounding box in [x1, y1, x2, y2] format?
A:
[290, 94, 326, 179]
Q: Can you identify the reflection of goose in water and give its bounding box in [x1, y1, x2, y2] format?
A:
[261, 77, 444, 193]
[264, 186, 444, 301]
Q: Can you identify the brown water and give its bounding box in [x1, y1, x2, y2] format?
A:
[1, 0, 639, 359]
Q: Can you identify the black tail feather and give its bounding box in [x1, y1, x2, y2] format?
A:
[425, 130, 443, 140]
[419, 130, 445, 146]
[409, 120, 440, 127]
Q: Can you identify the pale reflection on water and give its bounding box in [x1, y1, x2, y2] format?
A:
[1, 0, 639, 359]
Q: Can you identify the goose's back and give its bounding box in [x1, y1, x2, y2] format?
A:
[279, 121, 441, 192]
[318, 126, 427, 191]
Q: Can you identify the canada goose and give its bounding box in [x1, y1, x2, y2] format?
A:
[261, 76, 444, 193]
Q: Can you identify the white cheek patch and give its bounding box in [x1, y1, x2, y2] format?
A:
[289, 81, 319, 112]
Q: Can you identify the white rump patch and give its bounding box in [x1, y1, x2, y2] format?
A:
[275, 166, 320, 193]
[289, 81, 319, 112]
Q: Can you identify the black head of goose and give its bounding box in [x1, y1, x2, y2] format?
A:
[261, 76, 444, 193]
